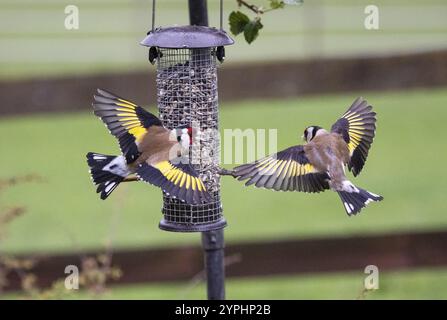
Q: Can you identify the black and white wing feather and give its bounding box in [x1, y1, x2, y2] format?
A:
[229, 145, 330, 193]
[331, 97, 377, 176]
[92, 89, 163, 164]
[136, 159, 212, 204]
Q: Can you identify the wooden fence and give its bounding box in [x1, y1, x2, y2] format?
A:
[3, 230, 447, 292]
[1, 50, 447, 116]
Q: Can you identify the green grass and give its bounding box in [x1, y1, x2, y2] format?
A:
[1, 87, 447, 254]
[1, 0, 447, 79]
[98, 268, 447, 300]
[5, 268, 447, 300]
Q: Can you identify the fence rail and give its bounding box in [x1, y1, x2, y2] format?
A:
[3, 230, 447, 292]
[1, 50, 447, 116]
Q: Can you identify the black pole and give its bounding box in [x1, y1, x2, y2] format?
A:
[188, 0, 226, 300]
[188, 0, 209, 26]
[201, 229, 225, 300]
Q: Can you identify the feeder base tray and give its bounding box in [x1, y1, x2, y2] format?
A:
[158, 218, 227, 233]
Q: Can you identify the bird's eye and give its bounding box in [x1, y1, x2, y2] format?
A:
[177, 136, 181, 142]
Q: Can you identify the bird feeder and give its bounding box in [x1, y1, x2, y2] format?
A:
[140, 3, 233, 232]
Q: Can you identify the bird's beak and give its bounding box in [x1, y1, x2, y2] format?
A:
[301, 134, 305, 141]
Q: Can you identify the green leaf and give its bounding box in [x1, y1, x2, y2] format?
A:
[269, 0, 285, 9]
[244, 18, 263, 44]
[229, 11, 250, 36]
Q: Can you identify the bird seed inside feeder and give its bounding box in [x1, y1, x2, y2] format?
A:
[156, 47, 223, 228]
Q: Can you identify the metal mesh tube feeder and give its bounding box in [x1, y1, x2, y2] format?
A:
[141, 25, 233, 232]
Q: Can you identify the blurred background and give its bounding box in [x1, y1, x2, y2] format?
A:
[0, 0, 447, 299]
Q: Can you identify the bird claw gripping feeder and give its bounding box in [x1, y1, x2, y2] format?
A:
[140, 1, 233, 233]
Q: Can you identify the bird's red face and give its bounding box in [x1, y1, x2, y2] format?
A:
[187, 127, 193, 145]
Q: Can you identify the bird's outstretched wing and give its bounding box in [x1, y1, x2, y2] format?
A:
[331, 97, 377, 176]
[136, 159, 211, 205]
[93, 89, 163, 164]
[228, 146, 330, 193]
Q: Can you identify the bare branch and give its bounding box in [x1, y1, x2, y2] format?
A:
[237, 0, 264, 15]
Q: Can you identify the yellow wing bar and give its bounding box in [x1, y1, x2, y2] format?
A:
[342, 110, 369, 155]
[331, 97, 377, 176]
[231, 145, 329, 193]
[92, 88, 163, 163]
[154, 161, 205, 192]
[256, 158, 317, 177]
[136, 160, 211, 204]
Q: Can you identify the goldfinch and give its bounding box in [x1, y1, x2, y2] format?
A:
[86, 89, 211, 204]
[222, 97, 383, 215]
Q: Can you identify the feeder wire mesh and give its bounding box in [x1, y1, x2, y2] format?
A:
[156, 47, 224, 231]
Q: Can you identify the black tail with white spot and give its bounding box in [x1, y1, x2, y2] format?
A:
[337, 186, 383, 216]
[86, 152, 129, 200]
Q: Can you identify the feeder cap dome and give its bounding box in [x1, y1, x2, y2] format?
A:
[141, 25, 234, 49]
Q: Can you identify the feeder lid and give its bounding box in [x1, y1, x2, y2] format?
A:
[140, 25, 234, 49]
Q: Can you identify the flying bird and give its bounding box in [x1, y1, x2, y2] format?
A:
[221, 97, 383, 215]
[86, 89, 211, 204]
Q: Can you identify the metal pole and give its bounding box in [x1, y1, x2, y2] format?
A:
[201, 229, 225, 299]
[188, 0, 209, 26]
[188, 0, 226, 300]
[151, 0, 156, 31]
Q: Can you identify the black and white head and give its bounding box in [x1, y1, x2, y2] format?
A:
[303, 126, 323, 143]
[174, 127, 193, 150]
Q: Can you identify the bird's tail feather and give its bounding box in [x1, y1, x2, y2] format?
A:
[337, 185, 383, 216]
[86, 152, 129, 200]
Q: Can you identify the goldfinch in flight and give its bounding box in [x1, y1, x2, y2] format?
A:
[222, 97, 383, 215]
[86, 89, 211, 204]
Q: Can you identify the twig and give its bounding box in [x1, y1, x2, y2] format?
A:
[237, 0, 264, 14]
[0, 207, 26, 226]
[0, 174, 43, 192]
